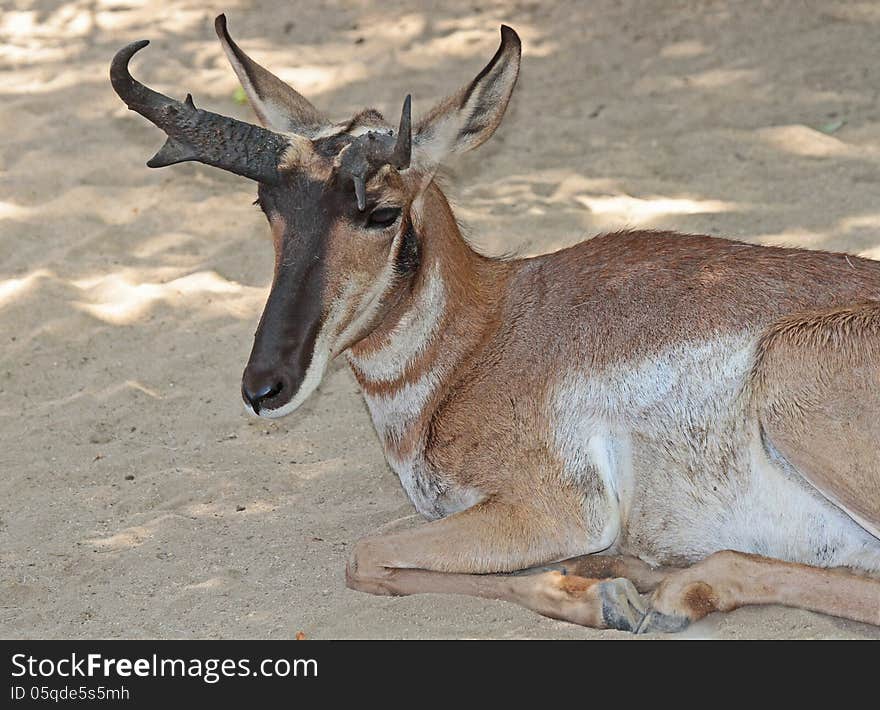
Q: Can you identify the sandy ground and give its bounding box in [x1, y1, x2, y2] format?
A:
[3, 0, 880, 639]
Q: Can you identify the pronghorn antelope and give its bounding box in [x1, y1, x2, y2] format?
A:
[111, 15, 880, 634]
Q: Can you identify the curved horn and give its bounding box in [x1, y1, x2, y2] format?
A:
[110, 40, 289, 184]
[391, 94, 412, 170]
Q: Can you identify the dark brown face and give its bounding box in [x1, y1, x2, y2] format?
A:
[241, 171, 329, 415]
[241, 135, 418, 417]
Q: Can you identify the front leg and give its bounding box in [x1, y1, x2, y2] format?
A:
[519, 554, 675, 593]
[346, 501, 647, 631]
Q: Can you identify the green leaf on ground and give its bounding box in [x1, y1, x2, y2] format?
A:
[233, 86, 248, 105]
[817, 119, 845, 135]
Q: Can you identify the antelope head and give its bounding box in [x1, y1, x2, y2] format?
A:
[111, 14, 521, 417]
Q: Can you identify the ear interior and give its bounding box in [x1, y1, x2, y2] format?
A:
[413, 25, 521, 169]
[214, 14, 327, 134]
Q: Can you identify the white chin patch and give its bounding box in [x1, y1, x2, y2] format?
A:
[242, 278, 362, 419]
[252, 346, 330, 419]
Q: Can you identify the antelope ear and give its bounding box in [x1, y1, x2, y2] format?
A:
[214, 14, 327, 134]
[413, 25, 521, 170]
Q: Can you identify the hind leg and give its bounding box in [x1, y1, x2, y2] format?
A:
[639, 550, 880, 633]
[753, 300, 880, 536]
[635, 302, 880, 633]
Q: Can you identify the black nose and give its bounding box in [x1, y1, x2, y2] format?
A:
[242, 377, 284, 414]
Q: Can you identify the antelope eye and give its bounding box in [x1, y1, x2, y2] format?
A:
[367, 206, 402, 229]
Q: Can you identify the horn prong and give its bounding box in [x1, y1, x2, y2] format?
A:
[392, 94, 412, 170]
[353, 175, 367, 211]
[147, 137, 197, 168]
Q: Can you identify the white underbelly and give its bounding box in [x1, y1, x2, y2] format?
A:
[552, 333, 880, 572]
[620, 426, 880, 572]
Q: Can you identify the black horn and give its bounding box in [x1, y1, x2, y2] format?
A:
[337, 94, 414, 211]
[391, 94, 412, 170]
[110, 40, 289, 184]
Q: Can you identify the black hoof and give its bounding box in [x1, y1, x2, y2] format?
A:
[636, 609, 691, 634]
[598, 578, 647, 632]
